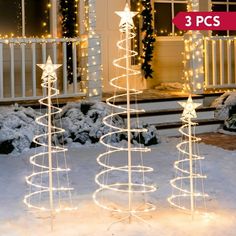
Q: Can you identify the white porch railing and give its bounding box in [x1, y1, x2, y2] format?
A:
[0, 37, 87, 101]
[204, 36, 236, 90]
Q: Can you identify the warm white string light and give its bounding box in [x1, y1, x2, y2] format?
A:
[81, 0, 102, 99]
[93, 3, 156, 224]
[24, 56, 77, 230]
[183, 33, 204, 93]
[182, 0, 204, 94]
[168, 95, 209, 219]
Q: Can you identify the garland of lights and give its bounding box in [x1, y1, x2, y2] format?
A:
[168, 96, 208, 218]
[60, 0, 79, 84]
[93, 4, 156, 224]
[24, 56, 77, 230]
[140, 0, 155, 79]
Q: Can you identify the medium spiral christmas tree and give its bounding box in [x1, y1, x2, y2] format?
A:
[24, 56, 76, 229]
[168, 95, 208, 218]
[93, 3, 156, 224]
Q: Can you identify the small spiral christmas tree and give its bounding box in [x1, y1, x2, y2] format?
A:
[168, 95, 208, 218]
[93, 3, 156, 224]
[24, 56, 76, 229]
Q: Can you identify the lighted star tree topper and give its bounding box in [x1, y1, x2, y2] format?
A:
[93, 3, 156, 224]
[168, 95, 209, 219]
[24, 56, 77, 230]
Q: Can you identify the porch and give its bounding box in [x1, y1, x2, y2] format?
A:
[0, 35, 235, 103]
[0, 34, 102, 102]
[0, 0, 102, 103]
[0, 88, 224, 136]
[149, 35, 236, 93]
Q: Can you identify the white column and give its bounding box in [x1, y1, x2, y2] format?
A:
[88, 0, 96, 35]
[22, 0, 25, 37]
[84, 0, 102, 101]
[183, 0, 204, 94]
[79, 0, 86, 34]
[187, 0, 199, 12]
[50, 0, 58, 37]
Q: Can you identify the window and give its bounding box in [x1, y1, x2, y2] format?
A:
[154, 0, 187, 36]
[211, 0, 236, 36]
[0, 0, 49, 37]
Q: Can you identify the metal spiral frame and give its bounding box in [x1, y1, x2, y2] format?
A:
[24, 57, 77, 229]
[168, 104, 208, 218]
[93, 4, 156, 222]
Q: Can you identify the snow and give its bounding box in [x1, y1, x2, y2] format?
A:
[218, 128, 236, 136]
[0, 138, 236, 235]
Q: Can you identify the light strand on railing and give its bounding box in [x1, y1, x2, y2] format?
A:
[168, 95, 208, 219]
[24, 56, 77, 230]
[93, 3, 156, 223]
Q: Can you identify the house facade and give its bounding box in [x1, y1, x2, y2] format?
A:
[0, 0, 235, 102]
[97, 0, 236, 92]
[0, 0, 102, 102]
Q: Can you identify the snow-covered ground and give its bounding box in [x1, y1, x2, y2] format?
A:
[0, 138, 236, 236]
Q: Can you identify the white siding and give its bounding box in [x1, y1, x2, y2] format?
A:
[148, 38, 184, 88]
[96, 0, 125, 92]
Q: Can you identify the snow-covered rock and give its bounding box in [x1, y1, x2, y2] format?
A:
[0, 105, 45, 155]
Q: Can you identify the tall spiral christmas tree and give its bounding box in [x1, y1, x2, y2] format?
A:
[168, 95, 208, 219]
[93, 3, 156, 224]
[24, 56, 76, 230]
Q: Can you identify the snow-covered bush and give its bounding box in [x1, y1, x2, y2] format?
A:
[0, 101, 160, 155]
[212, 92, 236, 132]
[54, 101, 125, 145]
[54, 101, 160, 146]
[212, 92, 236, 120]
[0, 105, 45, 154]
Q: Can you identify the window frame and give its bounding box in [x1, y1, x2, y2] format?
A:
[0, 0, 52, 37]
[153, 0, 188, 37]
[210, 0, 236, 36]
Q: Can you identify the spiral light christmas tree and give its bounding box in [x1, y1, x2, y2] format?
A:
[168, 95, 208, 219]
[93, 3, 156, 224]
[24, 56, 76, 230]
